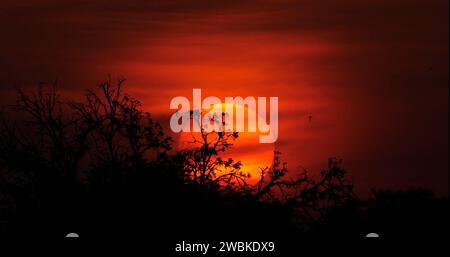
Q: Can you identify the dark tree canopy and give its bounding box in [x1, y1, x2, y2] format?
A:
[0, 79, 447, 244]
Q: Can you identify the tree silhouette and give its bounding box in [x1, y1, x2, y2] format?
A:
[69, 78, 172, 186]
[0, 78, 447, 243]
[180, 110, 249, 191]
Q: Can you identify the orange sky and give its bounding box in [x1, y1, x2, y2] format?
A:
[1, 0, 448, 196]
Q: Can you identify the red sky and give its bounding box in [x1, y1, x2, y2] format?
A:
[1, 0, 448, 196]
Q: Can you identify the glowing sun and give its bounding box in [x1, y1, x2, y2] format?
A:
[177, 103, 274, 183]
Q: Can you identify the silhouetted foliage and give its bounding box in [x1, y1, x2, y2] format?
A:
[180, 111, 248, 189]
[0, 78, 447, 243]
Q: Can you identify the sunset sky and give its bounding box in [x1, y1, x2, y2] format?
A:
[1, 0, 448, 196]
